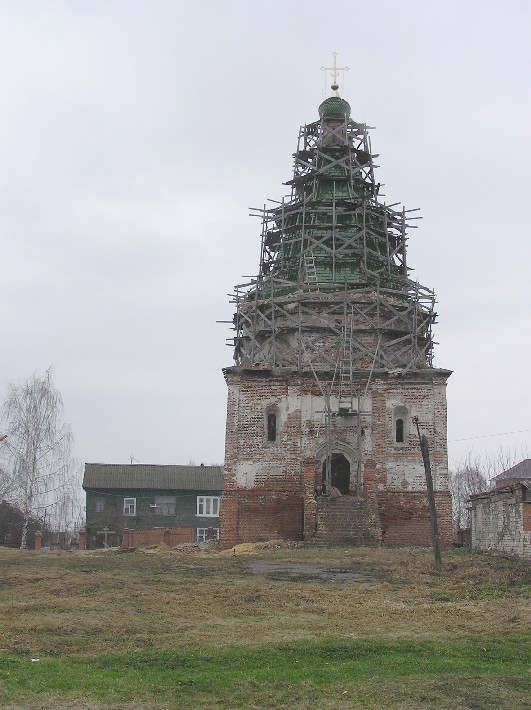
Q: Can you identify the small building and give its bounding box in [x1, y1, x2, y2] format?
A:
[492, 459, 531, 489]
[0, 499, 39, 549]
[470, 461, 531, 559]
[82, 463, 223, 549]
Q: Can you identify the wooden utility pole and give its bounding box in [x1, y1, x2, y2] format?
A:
[414, 417, 442, 571]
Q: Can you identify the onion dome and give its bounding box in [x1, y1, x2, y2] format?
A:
[318, 95, 351, 119]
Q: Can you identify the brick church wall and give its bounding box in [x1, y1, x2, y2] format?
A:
[377, 491, 453, 547]
[221, 491, 304, 544]
[220, 368, 453, 549]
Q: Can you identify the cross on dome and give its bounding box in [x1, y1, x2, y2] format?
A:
[321, 52, 349, 95]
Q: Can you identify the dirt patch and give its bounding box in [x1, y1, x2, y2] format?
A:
[246, 560, 372, 584]
[220, 539, 303, 556]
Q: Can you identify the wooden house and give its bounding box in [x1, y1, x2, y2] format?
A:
[82, 463, 223, 549]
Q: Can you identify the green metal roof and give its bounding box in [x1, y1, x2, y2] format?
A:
[83, 463, 224, 491]
[318, 95, 351, 119]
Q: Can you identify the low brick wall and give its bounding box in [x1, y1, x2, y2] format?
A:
[122, 527, 197, 548]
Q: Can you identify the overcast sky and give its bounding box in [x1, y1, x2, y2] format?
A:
[1, 0, 530, 473]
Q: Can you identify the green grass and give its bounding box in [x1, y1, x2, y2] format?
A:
[1, 636, 529, 709]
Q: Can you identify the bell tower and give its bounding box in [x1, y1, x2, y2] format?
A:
[220, 64, 453, 548]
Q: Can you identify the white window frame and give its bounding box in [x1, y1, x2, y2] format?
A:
[196, 496, 220, 517]
[197, 527, 220, 543]
[123, 497, 136, 516]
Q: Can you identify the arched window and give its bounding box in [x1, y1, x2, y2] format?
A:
[393, 406, 408, 444]
[267, 411, 277, 442]
[395, 418, 404, 443]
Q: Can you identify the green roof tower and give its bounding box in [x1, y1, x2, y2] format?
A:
[231, 76, 435, 372]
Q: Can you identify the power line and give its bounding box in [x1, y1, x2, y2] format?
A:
[450, 428, 531, 443]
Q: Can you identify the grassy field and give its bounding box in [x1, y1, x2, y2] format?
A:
[0, 543, 529, 709]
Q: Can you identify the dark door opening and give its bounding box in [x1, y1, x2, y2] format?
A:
[322, 453, 350, 494]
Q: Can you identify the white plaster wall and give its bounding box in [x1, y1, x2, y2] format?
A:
[385, 461, 434, 491]
[234, 461, 285, 488]
[471, 497, 530, 559]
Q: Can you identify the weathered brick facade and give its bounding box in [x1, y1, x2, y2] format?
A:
[220, 369, 453, 548]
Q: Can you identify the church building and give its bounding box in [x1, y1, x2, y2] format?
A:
[220, 68, 453, 548]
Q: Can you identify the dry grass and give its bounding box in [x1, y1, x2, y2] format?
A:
[0, 545, 529, 709]
[0, 544, 529, 657]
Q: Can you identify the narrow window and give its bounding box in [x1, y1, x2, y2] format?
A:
[395, 418, 404, 443]
[123, 498, 136, 516]
[267, 412, 277, 442]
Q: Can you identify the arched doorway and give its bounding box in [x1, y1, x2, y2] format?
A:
[322, 453, 351, 494]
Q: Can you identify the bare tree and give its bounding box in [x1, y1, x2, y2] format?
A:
[448, 446, 530, 529]
[448, 459, 489, 529]
[0, 369, 81, 548]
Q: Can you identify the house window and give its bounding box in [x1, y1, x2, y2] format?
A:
[267, 412, 277, 442]
[95, 497, 105, 513]
[197, 496, 220, 517]
[154, 496, 176, 516]
[197, 527, 220, 542]
[123, 498, 136, 516]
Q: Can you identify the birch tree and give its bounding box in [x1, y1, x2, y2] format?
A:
[0, 369, 80, 548]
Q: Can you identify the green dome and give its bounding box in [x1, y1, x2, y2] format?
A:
[318, 95, 351, 119]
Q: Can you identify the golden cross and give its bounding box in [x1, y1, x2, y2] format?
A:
[321, 52, 349, 90]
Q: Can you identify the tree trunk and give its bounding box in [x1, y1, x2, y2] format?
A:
[20, 514, 29, 549]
